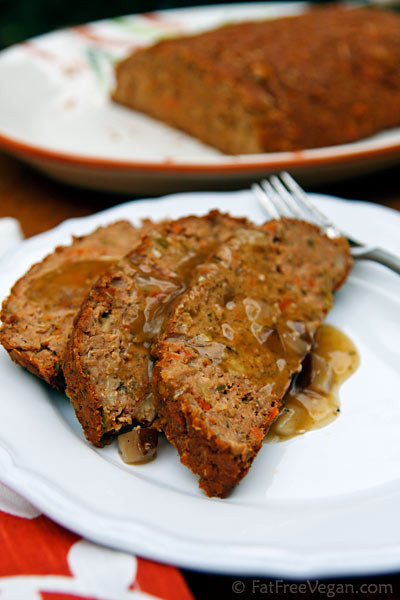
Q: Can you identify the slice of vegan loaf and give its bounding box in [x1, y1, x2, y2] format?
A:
[152, 219, 351, 497]
[0, 220, 151, 390]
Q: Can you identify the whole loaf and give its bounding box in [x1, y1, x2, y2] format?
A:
[113, 5, 400, 154]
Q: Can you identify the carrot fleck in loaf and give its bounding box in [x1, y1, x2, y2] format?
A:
[113, 6, 400, 154]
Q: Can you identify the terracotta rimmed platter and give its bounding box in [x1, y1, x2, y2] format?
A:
[0, 2, 400, 193]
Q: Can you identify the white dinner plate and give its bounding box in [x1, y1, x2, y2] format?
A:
[0, 190, 400, 578]
[1, 2, 400, 194]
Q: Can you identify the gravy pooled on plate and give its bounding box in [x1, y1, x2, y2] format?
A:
[266, 324, 359, 442]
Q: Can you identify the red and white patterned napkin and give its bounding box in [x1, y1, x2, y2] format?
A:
[0, 482, 193, 600]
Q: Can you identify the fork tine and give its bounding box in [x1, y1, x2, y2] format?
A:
[260, 179, 293, 218]
[279, 172, 334, 229]
[251, 183, 281, 220]
[267, 175, 304, 220]
[260, 180, 292, 218]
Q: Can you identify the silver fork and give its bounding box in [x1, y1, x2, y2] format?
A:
[252, 172, 400, 275]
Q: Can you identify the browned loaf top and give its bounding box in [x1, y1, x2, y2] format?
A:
[152, 220, 352, 498]
[0, 221, 149, 390]
[113, 6, 400, 154]
[64, 211, 250, 447]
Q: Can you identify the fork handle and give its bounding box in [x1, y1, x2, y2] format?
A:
[351, 246, 400, 275]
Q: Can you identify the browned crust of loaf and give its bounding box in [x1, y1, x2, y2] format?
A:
[113, 6, 400, 154]
[154, 364, 279, 498]
[0, 220, 150, 390]
[152, 219, 352, 497]
[155, 385, 261, 498]
[64, 211, 251, 448]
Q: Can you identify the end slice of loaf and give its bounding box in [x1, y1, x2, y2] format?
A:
[0, 220, 150, 389]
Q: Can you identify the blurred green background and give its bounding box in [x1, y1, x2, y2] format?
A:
[0, 1, 248, 49]
[0, 0, 329, 50]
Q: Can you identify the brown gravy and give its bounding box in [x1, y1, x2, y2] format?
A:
[27, 259, 114, 309]
[265, 324, 359, 443]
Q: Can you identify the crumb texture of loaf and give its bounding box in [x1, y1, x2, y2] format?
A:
[152, 220, 352, 497]
[0, 220, 149, 390]
[64, 211, 250, 447]
[113, 6, 400, 154]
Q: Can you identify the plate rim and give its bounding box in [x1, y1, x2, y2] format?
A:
[0, 190, 400, 578]
[2, 129, 400, 173]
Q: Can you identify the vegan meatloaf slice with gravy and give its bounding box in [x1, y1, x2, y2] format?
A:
[0, 220, 152, 390]
[64, 211, 250, 447]
[113, 6, 400, 154]
[152, 219, 352, 498]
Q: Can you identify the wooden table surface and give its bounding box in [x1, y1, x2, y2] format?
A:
[1, 151, 399, 238]
[1, 149, 399, 600]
